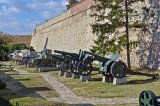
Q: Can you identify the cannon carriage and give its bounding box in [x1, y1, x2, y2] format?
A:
[54, 50, 81, 73]
[31, 49, 57, 67]
[75, 51, 127, 78]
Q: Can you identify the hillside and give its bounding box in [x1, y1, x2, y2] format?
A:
[9, 35, 32, 47]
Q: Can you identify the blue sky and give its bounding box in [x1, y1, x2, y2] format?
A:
[0, 0, 69, 35]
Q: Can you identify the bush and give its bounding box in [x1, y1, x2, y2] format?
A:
[9, 97, 68, 106]
[0, 82, 6, 89]
[0, 89, 68, 106]
[0, 43, 28, 61]
[0, 89, 17, 96]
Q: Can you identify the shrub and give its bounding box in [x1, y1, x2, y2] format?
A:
[0, 43, 28, 61]
[0, 82, 6, 89]
[0, 79, 2, 82]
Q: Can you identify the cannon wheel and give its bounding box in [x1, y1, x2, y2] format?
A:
[77, 61, 92, 76]
[102, 72, 112, 77]
[139, 90, 158, 106]
[60, 60, 70, 72]
[110, 61, 127, 78]
[70, 61, 79, 74]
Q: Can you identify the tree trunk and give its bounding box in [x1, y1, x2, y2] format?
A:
[125, 0, 131, 70]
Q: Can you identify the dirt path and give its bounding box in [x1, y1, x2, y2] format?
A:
[3, 62, 138, 105]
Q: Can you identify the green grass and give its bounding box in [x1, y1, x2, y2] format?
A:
[97, 103, 138, 106]
[0, 89, 68, 106]
[19, 65, 39, 73]
[8, 61, 160, 99]
[0, 63, 59, 99]
[48, 67, 160, 98]
[9, 97, 68, 106]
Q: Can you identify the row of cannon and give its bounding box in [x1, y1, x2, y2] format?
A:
[8, 49, 160, 105]
[9, 49, 127, 79]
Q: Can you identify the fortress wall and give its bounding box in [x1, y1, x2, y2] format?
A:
[30, 0, 96, 53]
[31, 0, 160, 69]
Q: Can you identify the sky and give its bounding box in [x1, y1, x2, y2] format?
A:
[0, 0, 69, 35]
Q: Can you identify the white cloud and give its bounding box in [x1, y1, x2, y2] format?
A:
[0, 17, 37, 35]
[40, 11, 54, 19]
[62, 0, 68, 6]
[28, 0, 66, 12]
[0, 0, 67, 35]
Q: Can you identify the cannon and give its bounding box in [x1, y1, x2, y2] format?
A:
[45, 53, 70, 72]
[31, 49, 57, 67]
[77, 51, 127, 78]
[54, 50, 80, 73]
[139, 90, 160, 106]
[20, 51, 39, 65]
[9, 50, 21, 61]
[54, 50, 91, 74]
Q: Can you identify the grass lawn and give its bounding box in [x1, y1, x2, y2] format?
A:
[0, 64, 59, 99]
[18, 65, 39, 73]
[48, 67, 160, 99]
[7, 61, 160, 105]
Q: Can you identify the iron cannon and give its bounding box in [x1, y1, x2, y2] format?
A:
[31, 49, 57, 67]
[77, 51, 127, 78]
[54, 50, 91, 74]
[54, 50, 80, 73]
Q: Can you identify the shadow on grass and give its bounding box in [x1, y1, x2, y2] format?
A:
[69, 103, 94, 106]
[127, 78, 157, 84]
[91, 78, 102, 81]
[0, 70, 47, 99]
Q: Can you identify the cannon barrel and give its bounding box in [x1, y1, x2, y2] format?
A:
[84, 51, 110, 62]
[54, 50, 79, 57]
[46, 54, 65, 62]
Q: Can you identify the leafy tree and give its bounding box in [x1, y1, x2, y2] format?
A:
[0, 43, 28, 61]
[90, 0, 147, 69]
[0, 31, 12, 44]
[66, 0, 77, 9]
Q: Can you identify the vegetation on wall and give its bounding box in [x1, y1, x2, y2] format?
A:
[90, 0, 147, 69]
[66, 0, 78, 9]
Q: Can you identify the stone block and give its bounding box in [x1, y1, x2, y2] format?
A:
[39, 67, 58, 72]
[80, 75, 91, 82]
[102, 76, 113, 83]
[16, 61, 24, 65]
[59, 71, 64, 76]
[27, 63, 35, 68]
[71, 73, 80, 79]
[64, 72, 72, 77]
[113, 77, 127, 85]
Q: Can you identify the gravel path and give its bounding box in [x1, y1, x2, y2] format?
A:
[3, 62, 139, 105]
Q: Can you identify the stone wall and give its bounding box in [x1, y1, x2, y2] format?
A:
[30, 0, 160, 69]
[30, 0, 96, 53]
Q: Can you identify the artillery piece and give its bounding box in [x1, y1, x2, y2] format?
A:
[9, 50, 21, 61]
[54, 50, 80, 73]
[139, 90, 160, 106]
[77, 51, 127, 78]
[31, 49, 57, 67]
[20, 51, 39, 65]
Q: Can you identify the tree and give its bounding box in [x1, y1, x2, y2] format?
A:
[0, 31, 12, 44]
[66, 0, 77, 9]
[90, 0, 147, 69]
